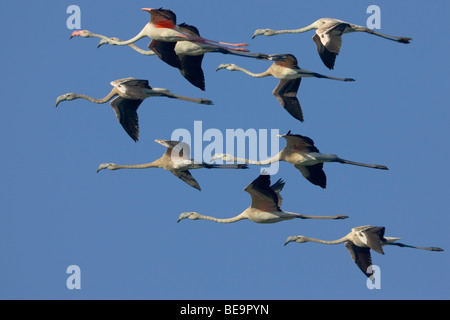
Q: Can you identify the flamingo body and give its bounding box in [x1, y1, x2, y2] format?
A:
[285, 225, 443, 278]
[252, 18, 411, 69]
[177, 173, 348, 223]
[211, 131, 388, 188]
[97, 139, 248, 191]
[216, 54, 354, 122]
[56, 78, 213, 142]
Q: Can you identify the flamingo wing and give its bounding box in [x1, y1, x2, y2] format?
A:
[272, 79, 304, 122]
[270, 178, 285, 208]
[149, 40, 182, 69]
[171, 170, 201, 191]
[178, 54, 206, 91]
[358, 226, 386, 255]
[110, 97, 143, 142]
[244, 174, 282, 211]
[313, 22, 349, 69]
[294, 163, 327, 189]
[156, 140, 191, 160]
[110, 78, 144, 87]
[116, 79, 153, 100]
[283, 132, 320, 153]
[345, 241, 374, 278]
[118, 78, 151, 89]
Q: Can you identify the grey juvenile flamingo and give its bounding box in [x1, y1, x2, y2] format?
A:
[285, 225, 443, 277]
[252, 18, 411, 70]
[211, 131, 388, 189]
[216, 54, 354, 122]
[177, 173, 348, 223]
[96, 139, 248, 191]
[56, 78, 213, 142]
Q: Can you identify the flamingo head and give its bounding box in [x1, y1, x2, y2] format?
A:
[69, 30, 92, 39]
[252, 29, 277, 38]
[210, 153, 235, 163]
[284, 235, 308, 246]
[142, 7, 177, 26]
[55, 93, 77, 107]
[177, 212, 201, 223]
[96, 163, 117, 173]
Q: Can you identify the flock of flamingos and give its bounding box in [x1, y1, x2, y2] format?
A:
[56, 7, 443, 280]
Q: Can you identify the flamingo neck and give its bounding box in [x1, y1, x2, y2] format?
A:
[226, 153, 280, 165]
[197, 212, 247, 223]
[111, 160, 161, 170]
[232, 65, 272, 78]
[273, 23, 318, 35]
[74, 90, 117, 104]
[302, 235, 349, 245]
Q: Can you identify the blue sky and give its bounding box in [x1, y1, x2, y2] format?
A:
[1, 0, 449, 300]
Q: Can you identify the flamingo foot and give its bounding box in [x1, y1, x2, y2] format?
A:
[229, 47, 249, 52]
[397, 37, 412, 44]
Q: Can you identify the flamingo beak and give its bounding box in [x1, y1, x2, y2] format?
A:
[268, 54, 286, 61]
[69, 30, 81, 39]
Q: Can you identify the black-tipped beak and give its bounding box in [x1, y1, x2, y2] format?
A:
[267, 54, 286, 61]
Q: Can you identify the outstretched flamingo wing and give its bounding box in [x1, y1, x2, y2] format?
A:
[149, 40, 182, 69]
[244, 174, 283, 211]
[110, 97, 143, 142]
[345, 241, 374, 278]
[156, 139, 192, 160]
[178, 54, 206, 91]
[272, 79, 304, 122]
[294, 163, 327, 189]
[171, 170, 201, 191]
[313, 22, 349, 69]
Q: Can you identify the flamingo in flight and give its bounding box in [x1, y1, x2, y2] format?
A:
[216, 54, 355, 122]
[74, 25, 270, 91]
[71, 8, 248, 65]
[56, 78, 213, 142]
[211, 131, 388, 189]
[252, 18, 412, 70]
[285, 225, 443, 278]
[96, 139, 248, 191]
[71, 9, 268, 91]
[177, 173, 348, 224]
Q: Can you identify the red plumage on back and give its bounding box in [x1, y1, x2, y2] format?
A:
[153, 20, 176, 29]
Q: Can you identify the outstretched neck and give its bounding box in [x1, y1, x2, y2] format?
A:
[225, 153, 281, 165]
[107, 24, 149, 46]
[231, 65, 272, 78]
[196, 212, 248, 223]
[272, 23, 318, 35]
[110, 160, 161, 170]
[302, 235, 350, 245]
[90, 32, 156, 55]
[73, 89, 117, 104]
